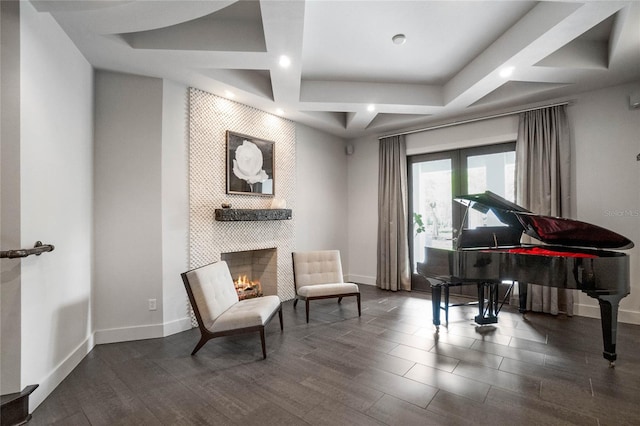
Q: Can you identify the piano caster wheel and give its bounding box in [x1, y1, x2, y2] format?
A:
[435, 325, 440, 333]
[609, 361, 616, 368]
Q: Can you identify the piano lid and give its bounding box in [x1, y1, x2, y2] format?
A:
[454, 191, 530, 230]
[455, 191, 634, 250]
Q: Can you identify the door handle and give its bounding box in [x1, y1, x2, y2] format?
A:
[0, 241, 55, 259]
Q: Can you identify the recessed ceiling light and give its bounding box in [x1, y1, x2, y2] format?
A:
[279, 55, 291, 68]
[392, 34, 406, 45]
[276, 108, 284, 115]
[225, 90, 235, 98]
[367, 104, 376, 112]
[499, 66, 515, 78]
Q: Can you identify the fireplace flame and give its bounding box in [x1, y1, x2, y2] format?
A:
[234, 275, 262, 292]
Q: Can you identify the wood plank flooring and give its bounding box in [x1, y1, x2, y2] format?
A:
[30, 285, 640, 425]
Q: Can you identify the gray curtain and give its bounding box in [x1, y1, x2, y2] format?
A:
[377, 135, 411, 291]
[515, 105, 573, 315]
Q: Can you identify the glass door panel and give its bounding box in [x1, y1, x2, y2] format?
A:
[465, 150, 516, 228]
[411, 158, 453, 266]
[409, 151, 459, 274]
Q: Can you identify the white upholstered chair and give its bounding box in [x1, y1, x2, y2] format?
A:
[181, 261, 283, 359]
[292, 250, 360, 323]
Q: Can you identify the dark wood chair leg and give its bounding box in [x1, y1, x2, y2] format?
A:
[191, 335, 209, 355]
[260, 328, 267, 359]
[305, 299, 310, 323]
[357, 294, 361, 316]
[278, 305, 283, 331]
[338, 297, 343, 303]
[293, 298, 298, 308]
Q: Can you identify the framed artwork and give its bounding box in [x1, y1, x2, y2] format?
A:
[226, 131, 275, 196]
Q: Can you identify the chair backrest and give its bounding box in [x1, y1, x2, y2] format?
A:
[292, 250, 344, 288]
[181, 261, 239, 330]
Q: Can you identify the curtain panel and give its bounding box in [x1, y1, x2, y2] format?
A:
[515, 105, 573, 314]
[377, 136, 411, 291]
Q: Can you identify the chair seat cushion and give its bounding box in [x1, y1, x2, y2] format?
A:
[210, 295, 281, 333]
[297, 283, 359, 298]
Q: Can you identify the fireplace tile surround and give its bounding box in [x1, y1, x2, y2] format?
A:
[188, 88, 296, 302]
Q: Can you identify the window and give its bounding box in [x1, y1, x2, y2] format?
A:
[408, 142, 515, 285]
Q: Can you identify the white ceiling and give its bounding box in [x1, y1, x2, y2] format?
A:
[34, 0, 640, 139]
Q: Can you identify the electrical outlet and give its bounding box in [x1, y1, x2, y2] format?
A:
[148, 298, 157, 311]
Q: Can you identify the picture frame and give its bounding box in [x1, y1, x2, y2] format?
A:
[226, 131, 275, 196]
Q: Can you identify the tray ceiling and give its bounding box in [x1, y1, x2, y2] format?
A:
[34, 0, 640, 138]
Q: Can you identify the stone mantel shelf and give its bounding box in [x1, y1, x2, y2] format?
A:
[215, 208, 292, 221]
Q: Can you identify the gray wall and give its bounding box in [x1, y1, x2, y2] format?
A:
[160, 80, 190, 332]
[569, 82, 640, 321]
[94, 71, 167, 341]
[295, 124, 350, 263]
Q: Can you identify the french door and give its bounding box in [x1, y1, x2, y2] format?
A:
[408, 142, 515, 288]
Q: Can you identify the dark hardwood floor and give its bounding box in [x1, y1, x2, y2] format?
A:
[31, 285, 640, 425]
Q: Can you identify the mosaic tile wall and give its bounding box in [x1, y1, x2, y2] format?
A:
[188, 88, 296, 301]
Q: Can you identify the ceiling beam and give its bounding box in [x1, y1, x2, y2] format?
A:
[345, 111, 377, 131]
[300, 80, 442, 108]
[260, 1, 305, 105]
[444, 1, 583, 107]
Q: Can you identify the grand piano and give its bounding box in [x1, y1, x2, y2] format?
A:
[417, 191, 634, 365]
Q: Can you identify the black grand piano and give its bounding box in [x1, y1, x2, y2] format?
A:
[417, 191, 633, 365]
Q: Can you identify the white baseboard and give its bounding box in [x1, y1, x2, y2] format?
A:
[30, 333, 95, 411]
[94, 323, 165, 345]
[574, 303, 640, 325]
[94, 316, 192, 345]
[163, 316, 194, 336]
[347, 274, 376, 286]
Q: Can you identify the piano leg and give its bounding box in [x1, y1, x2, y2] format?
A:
[596, 294, 623, 367]
[474, 282, 498, 325]
[490, 283, 498, 318]
[431, 284, 442, 331]
[517, 281, 528, 317]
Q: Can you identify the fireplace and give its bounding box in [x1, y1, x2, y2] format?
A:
[221, 248, 277, 299]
